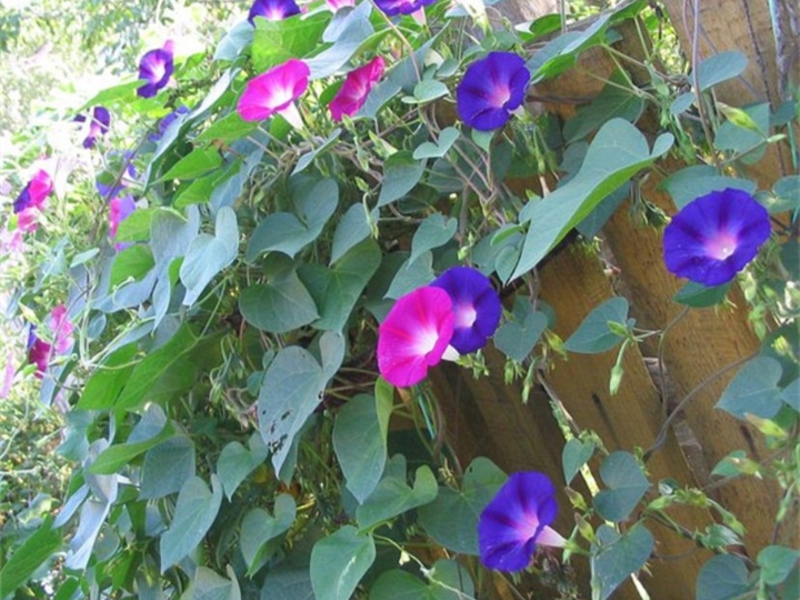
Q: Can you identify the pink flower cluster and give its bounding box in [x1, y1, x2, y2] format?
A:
[27, 305, 74, 378]
[237, 56, 385, 123]
[377, 266, 502, 387]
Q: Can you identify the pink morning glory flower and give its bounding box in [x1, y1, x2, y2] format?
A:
[329, 56, 385, 121]
[326, 0, 355, 10]
[110, 195, 137, 250]
[430, 266, 501, 354]
[26, 305, 74, 378]
[13, 169, 53, 214]
[248, 0, 301, 24]
[478, 472, 566, 572]
[137, 40, 174, 98]
[457, 52, 530, 131]
[377, 286, 455, 387]
[374, 0, 437, 16]
[74, 106, 111, 149]
[238, 59, 310, 122]
[663, 188, 771, 286]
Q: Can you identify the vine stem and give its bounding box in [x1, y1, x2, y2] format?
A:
[643, 350, 758, 461]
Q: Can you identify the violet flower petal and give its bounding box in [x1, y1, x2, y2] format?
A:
[329, 56, 385, 121]
[430, 266, 501, 354]
[377, 286, 455, 387]
[663, 188, 771, 286]
[478, 472, 565, 572]
[457, 52, 530, 131]
[13, 170, 53, 213]
[248, 0, 301, 24]
[374, 0, 436, 16]
[137, 40, 174, 98]
[238, 59, 310, 122]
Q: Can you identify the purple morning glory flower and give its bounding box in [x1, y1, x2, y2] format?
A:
[149, 105, 190, 142]
[13, 170, 52, 214]
[663, 188, 771, 286]
[248, 0, 301, 24]
[430, 266, 501, 354]
[457, 52, 530, 132]
[478, 472, 566, 572]
[377, 287, 455, 387]
[109, 195, 137, 250]
[74, 106, 111, 149]
[137, 40, 174, 98]
[373, 0, 436, 16]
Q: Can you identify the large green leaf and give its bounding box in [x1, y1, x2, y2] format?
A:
[332, 392, 393, 504]
[239, 256, 319, 333]
[330, 203, 378, 264]
[260, 568, 314, 600]
[590, 524, 654, 600]
[511, 119, 672, 281]
[114, 324, 201, 411]
[299, 239, 381, 331]
[258, 332, 344, 473]
[246, 178, 338, 261]
[564, 297, 630, 354]
[0, 516, 61, 597]
[240, 494, 296, 574]
[77, 343, 138, 410]
[159, 146, 223, 182]
[217, 435, 269, 500]
[695, 555, 750, 600]
[191, 566, 242, 600]
[717, 356, 784, 420]
[418, 457, 506, 555]
[377, 151, 426, 207]
[252, 12, 330, 72]
[306, 3, 374, 79]
[160, 475, 223, 572]
[593, 451, 649, 522]
[90, 420, 173, 474]
[310, 526, 376, 600]
[110, 245, 155, 288]
[140, 434, 196, 499]
[369, 560, 475, 600]
[356, 456, 438, 530]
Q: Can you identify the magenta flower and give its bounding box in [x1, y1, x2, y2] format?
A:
[430, 266, 501, 354]
[13, 169, 53, 213]
[663, 188, 771, 286]
[238, 59, 310, 122]
[373, 0, 436, 16]
[137, 40, 174, 98]
[49, 304, 74, 355]
[326, 0, 355, 10]
[478, 472, 566, 572]
[74, 106, 111, 149]
[26, 305, 74, 378]
[110, 196, 136, 250]
[457, 52, 530, 131]
[377, 287, 455, 387]
[248, 0, 301, 24]
[329, 57, 385, 121]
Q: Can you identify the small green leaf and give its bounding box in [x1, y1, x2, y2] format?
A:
[593, 451, 649, 522]
[357, 457, 438, 530]
[696, 51, 748, 91]
[717, 356, 783, 420]
[660, 166, 756, 209]
[384, 251, 434, 300]
[673, 281, 731, 307]
[252, 12, 330, 72]
[696, 555, 749, 600]
[757, 545, 800, 586]
[412, 127, 460, 160]
[160, 475, 224, 572]
[217, 437, 268, 500]
[494, 310, 548, 362]
[418, 457, 506, 555]
[110, 245, 155, 288]
[562, 438, 595, 485]
[159, 146, 223, 182]
[590, 524, 654, 600]
[240, 495, 297, 573]
[377, 151, 426, 207]
[90, 420, 174, 475]
[409, 214, 457, 265]
[564, 297, 629, 354]
[140, 435, 196, 499]
[77, 344, 138, 410]
[310, 526, 376, 600]
[331, 203, 378, 264]
[191, 566, 241, 600]
[239, 258, 319, 333]
[196, 111, 257, 143]
[412, 80, 450, 103]
[781, 378, 800, 412]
